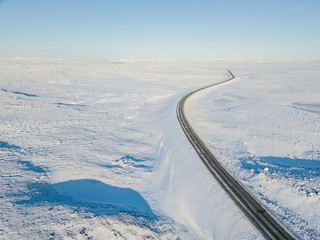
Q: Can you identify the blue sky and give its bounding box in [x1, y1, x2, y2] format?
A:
[0, 0, 319, 60]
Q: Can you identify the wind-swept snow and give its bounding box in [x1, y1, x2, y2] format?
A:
[0, 58, 318, 239]
[185, 60, 320, 239]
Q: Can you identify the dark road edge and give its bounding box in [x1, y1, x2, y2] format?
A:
[176, 70, 297, 240]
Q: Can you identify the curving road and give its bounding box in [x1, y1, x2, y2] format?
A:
[176, 71, 297, 240]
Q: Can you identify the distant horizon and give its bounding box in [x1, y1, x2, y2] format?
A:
[1, 56, 319, 62]
[1, 0, 319, 60]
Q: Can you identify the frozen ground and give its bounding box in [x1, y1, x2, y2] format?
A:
[186, 60, 320, 239]
[0, 58, 318, 239]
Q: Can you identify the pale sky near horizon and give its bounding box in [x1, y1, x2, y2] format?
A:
[0, 0, 319, 60]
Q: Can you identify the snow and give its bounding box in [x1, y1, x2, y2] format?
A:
[53, 179, 154, 216]
[0, 58, 319, 239]
[185, 59, 320, 239]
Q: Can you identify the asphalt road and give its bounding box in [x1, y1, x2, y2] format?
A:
[176, 70, 297, 240]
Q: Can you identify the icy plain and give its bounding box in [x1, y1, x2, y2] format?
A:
[0, 59, 319, 239]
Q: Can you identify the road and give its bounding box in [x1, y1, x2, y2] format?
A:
[176, 71, 297, 240]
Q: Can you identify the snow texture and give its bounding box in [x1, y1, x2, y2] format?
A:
[185, 59, 320, 239]
[0, 58, 319, 239]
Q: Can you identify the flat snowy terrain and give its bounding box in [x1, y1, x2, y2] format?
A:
[0, 59, 319, 239]
[186, 60, 320, 239]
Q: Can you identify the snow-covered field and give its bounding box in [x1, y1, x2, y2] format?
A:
[0, 58, 319, 239]
[186, 60, 320, 239]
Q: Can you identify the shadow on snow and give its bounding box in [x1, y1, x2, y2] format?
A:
[240, 156, 320, 180]
[18, 160, 46, 173]
[2, 89, 38, 97]
[96, 155, 153, 171]
[16, 179, 156, 219]
[0, 141, 21, 150]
